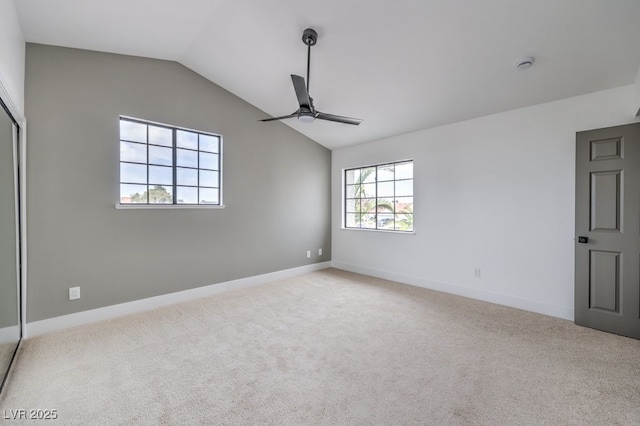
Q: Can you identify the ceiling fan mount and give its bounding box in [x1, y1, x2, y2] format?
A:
[260, 28, 362, 126]
[302, 28, 317, 47]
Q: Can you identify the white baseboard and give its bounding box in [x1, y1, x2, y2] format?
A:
[331, 261, 574, 321]
[25, 262, 331, 338]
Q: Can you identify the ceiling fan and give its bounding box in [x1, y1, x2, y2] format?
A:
[260, 28, 362, 126]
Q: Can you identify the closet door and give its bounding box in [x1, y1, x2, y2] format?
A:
[0, 100, 20, 392]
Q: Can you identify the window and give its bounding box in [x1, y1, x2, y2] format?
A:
[344, 160, 413, 232]
[119, 117, 222, 206]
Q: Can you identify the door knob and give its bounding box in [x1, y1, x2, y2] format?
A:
[578, 236, 589, 243]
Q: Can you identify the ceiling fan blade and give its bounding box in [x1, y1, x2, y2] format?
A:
[316, 111, 363, 126]
[259, 112, 298, 122]
[291, 75, 311, 108]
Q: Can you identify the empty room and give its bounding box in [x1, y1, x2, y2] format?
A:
[1, 0, 639, 424]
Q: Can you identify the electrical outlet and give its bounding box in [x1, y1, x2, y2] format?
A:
[69, 286, 81, 300]
[306, 250, 311, 259]
[473, 268, 481, 278]
[318, 248, 323, 256]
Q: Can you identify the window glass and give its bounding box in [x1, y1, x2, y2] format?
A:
[148, 185, 173, 204]
[199, 135, 219, 153]
[120, 163, 146, 184]
[177, 167, 198, 186]
[120, 121, 146, 143]
[149, 165, 172, 185]
[120, 184, 148, 203]
[120, 141, 147, 164]
[149, 146, 172, 166]
[177, 149, 198, 168]
[149, 125, 172, 147]
[177, 130, 198, 150]
[199, 170, 218, 187]
[177, 186, 198, 204]
[199, 188, 219, 204]
[199, 152, 218, 170]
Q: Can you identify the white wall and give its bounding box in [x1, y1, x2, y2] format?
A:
[0, 0, 24, 117]
[332, 85, 640, 320]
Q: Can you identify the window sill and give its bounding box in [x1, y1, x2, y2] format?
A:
[115, 204, 226, 210]
[341, 227, 415, 235]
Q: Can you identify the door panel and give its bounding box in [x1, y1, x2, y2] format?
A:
[575, 123, 640, 340]
[590, 137, 622, 161]
[588, 250, 620, 312]
[590, 170, 621, 232]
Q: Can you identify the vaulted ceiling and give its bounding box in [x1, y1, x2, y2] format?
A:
[14, 0, 640, 149]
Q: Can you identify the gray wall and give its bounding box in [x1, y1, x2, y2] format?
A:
[25, 44, 331, 322]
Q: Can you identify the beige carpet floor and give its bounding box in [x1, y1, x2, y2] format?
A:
[1, 268, 639, 425]
[0, 341, 19, 392]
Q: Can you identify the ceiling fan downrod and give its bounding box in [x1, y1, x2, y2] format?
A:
[302, 28, 317, 95]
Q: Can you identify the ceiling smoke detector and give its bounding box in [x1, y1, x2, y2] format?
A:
[515, 56, 535, 70]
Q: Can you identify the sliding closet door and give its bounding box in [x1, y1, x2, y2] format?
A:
[0, 100, 20, 392]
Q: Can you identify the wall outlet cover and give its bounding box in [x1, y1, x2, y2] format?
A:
[69, 286, 81, 300]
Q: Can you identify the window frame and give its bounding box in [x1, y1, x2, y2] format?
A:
[116, 116, 224, 209]
[343, 159, 414, 233]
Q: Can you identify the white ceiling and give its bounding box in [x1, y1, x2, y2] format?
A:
[14, 0, 640, 150]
